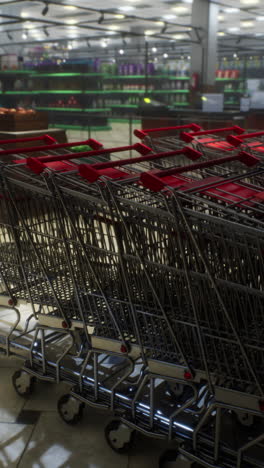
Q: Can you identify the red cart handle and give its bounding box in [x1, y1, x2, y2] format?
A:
[79, 147, 202, 183]
[26, 143, 152, 174]
[8, 138, 102, 161]
[227, 131, 264, 147]
[140, 151, 260, 192]
[134, 123, 202, 140]
[0, 134, 57, 146]
[181, 125, 245, 143]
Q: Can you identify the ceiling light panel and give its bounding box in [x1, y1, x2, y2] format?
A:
[241, 0, 259, 4]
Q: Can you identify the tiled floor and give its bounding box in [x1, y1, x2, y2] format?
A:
[0, 354, 171, 468]
[67, 122, 138, 147]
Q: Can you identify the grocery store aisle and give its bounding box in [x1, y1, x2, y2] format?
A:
[66, 121, 139, 148]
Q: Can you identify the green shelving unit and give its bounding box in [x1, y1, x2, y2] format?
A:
[109, 117, 141, 124]
[171, 102, 189, 106]
[36, 107, 110, 112]
[86, 90, 146, 94]
[104, 75, 189, 80]
[0, 67, 191, 124]
[110, 104, 138, 108]
[4, 90, 83, 95]
[152, 89, 189, 94]
[30, 72, 104, 78]
[49, 123, 112, 131]
[216, 77, 244, 81]
[0, 70, 35, 74]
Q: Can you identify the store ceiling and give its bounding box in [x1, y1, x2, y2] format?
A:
[0, 0, 263, 53]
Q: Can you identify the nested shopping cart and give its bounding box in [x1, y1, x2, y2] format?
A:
[135, 124, 264, 190]
[227, 129, 264, 155]
[134, 123, 202, 154]
[0, 133, 104, 164]
[135, 124, 244, 155]
[0, 134, 107, 308]
[0, 136, 264, 468]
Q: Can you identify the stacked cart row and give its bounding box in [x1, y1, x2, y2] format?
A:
[0, 123, 264, 467]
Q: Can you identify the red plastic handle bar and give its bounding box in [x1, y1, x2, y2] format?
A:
[134, 123, 202, 140]
[6, 138, 102, 160]
[0, 134, 57, 146]
[26, 143, 152, 174]
[79, 147, 202, 183]
[140, 151, 260, 192]
[227, 131, 264, 147]
[181, 125, 245, 143]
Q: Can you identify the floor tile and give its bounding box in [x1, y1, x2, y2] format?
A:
[18, 411, 129, 468]
[23, 381, 70, 412]
[16, 410, 41, 425]
[0, 422, 33, 467]
[128, 434, 167, 468]
[0, 355, 22, 369]
[0, 368, 25, 423]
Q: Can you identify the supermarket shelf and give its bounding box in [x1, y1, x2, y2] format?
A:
[2, 89, 189, 96]
[4, 90, 83, 95]
[49, 124, 112, 131]
[2, 91, 34, 95]
[30, 72, 104, 78]
[171, 102, 189, 106]
[104, 75, 189, 80]
[152, 89, 189, 94]
[36, 107, 111, 112]
[223, 89, 244, 93]
[0, 70, 35, 74]
[109, 118, 141, 124]
[36, 90, 83, 94]
[216, 77, 244, 81]
[110, 104, 138, 108]
[86, 90, 146, 94]
[86, 89, 189, 94]
[0, 70, 189, 80]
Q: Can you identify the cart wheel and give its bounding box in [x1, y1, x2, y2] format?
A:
[166, 382, 193, 403]
[12, 370, 35, 397]
[159, 450, 178, 467]
[104, 420, 135, 454]
[57, 394, 84, 425]
[234, 410, 259, 429]
[167, 382, 185, 398]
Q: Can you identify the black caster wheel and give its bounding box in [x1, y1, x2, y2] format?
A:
[236, 411, 255, 427]
[232, 409, 260, 430]
[57, 394, 84, 425]
[12, 370, 35, 397]
[104, 420, 135, 454]
[166, 382, 193, 403]
[167, 382, 185, 398]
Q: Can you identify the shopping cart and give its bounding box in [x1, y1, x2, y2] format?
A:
[134, 123, 202, 154]
[0, 135, 108, 308]
[135, 124, 244, 154]
[227, 130, 264, 155]
[0, 136, 264, 468]
[0, 134, 104, 164]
